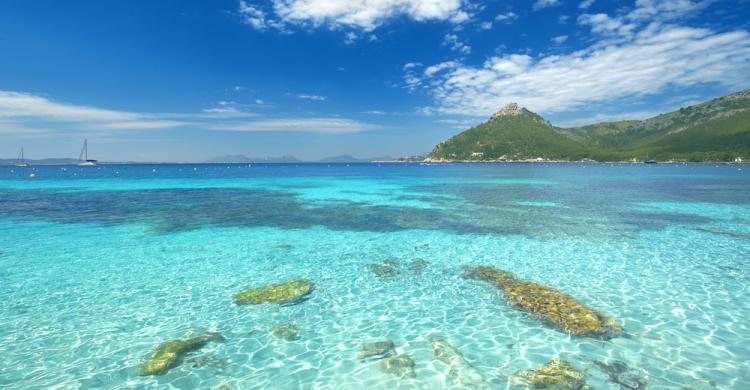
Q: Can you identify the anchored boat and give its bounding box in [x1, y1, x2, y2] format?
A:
[78, 139, 98, 166]
[15, 147, 30, 167]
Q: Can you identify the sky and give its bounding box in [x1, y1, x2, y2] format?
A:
[1, 0, 749, 162]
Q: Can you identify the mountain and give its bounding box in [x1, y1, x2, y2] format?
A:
[427, 90, 750, 162]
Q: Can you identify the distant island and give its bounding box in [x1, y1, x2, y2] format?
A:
[425, 90, 750, 163]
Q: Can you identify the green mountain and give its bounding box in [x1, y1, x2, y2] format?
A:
[427, 90, 750, 162]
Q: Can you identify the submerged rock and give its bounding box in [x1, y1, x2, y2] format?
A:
[593, 360, 648, 390]
[367, 263, 399, 279]
[271, 322, 300, 341]
[138, 333, 225, 376]
[358, 340, 396, 360]
[430, 336, 489, 389]
[233, 279, 313, 305]
[463, 266, 622, 338]
[381, 354, 416, 378]
[409, 258, 431, 272]
[383, 258, 401, 267]
[512, 359, 590, 389]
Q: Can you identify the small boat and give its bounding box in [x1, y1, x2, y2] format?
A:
[15, 147, 31, 167]
[644, 160, 657, 164]
[78, 139, 98, 166]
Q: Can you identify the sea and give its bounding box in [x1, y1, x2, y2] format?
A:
[0, 163, 748, 389]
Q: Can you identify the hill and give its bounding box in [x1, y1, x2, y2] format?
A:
[427, 90, 750, 162]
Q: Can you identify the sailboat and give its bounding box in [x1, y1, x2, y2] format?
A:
[15, 147, 31, 167]
[78, 139, 98, 166]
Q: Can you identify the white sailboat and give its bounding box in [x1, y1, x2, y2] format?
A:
[78, 139, 98, 166]
[15, 147, 31, 167]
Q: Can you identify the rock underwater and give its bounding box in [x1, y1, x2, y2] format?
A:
[358, 340, 396, 360]
[138, 333, 225, 376]
[463, 266, 622, 339]
[381, 354, 416, 379]
[367, 263, 400, 279]
[271, 322, 301, 341]
[511, 359, 590, 389]
[430, 336, 490, 389]
[233, 279, 313, 305]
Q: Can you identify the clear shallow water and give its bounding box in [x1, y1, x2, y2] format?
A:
[0, 163, 748, 389]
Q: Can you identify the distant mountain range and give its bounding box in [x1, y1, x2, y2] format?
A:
[427, 90, 750, 162]
[203, 154, 394, 163]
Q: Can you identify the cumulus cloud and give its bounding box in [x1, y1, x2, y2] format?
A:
[209, 118, 376, 133]
[443, 33, 471, 54]
[551, 35, 568, 44]
[409, 26, 750, 116]
[239, 0, 470, 32]
[579, 0, 595, 9]
[533, 0, 561, 11]
[406, 0, 749, 117]
[494, 12, 518, 24]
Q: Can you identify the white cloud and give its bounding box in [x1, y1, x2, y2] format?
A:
[297, 94, 327, 101]
[240, 0, 470, 32]
[344, 31, 358, 44]
[443, 33, 471, 54]
[238, 1, 285, 30]
[579, 0, 595, 9]
[533, 0, 561, 11]
[0, 91, 137, 121]
[209, 118, 375, 133]
[99, 121, 186, 130]
[551, 35, 568, 44]
[494, 12, 518, 24]
[410, 26, 750, 116]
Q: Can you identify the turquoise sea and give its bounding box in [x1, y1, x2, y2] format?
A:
[0, 163, 748, 389]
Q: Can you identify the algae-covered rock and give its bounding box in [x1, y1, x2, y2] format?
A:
[593, 360, 648, 390]
[271, 322, 300, 341]
[430, 336, 489, 389]
[138, 333, 225, 376]
[408, 258, 430, 271]
[233, 279, 313, 305]
[358, 340, 396, 360]
[512, 359, 590, 389]
[367, 263, 399, 279]
[463, 266, 622, 338]
[381, 354, 416, 378]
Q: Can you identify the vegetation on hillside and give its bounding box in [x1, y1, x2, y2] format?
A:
[428, 90, 750, 162]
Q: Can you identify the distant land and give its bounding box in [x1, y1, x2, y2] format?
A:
[427, 89, 750, 163]
[203, 154, 395, 164]
[0, 155, 397, 165]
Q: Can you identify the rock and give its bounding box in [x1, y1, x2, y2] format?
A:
[430, 336, 489, 389]
[490, 102, 523, 119]
[593, 360, 648, 390]
[358, 340, 396, 360]
[463, 266, 622, 338]
[367, 264, 399, 279]
[511, 359, 590, 389]
[271, 322, 300, 341]
[409, 258, 430, 272]
[233, 279, 313, 305]
[138, 333, 225, 376]
[381, 354, 416, 378]
[383, 258, 401, 267]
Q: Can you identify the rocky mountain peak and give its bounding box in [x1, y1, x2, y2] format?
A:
[490, 102, 523, 119]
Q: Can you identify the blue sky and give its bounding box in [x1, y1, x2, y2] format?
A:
[1, 0, 749, 161]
